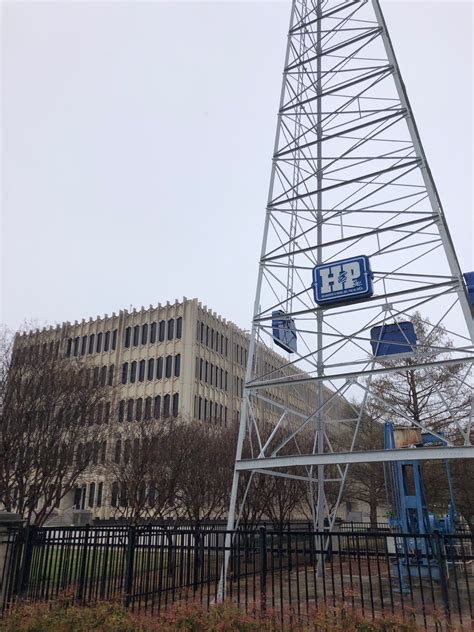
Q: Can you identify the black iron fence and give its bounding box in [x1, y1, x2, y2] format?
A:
[1, 524, 472, 628]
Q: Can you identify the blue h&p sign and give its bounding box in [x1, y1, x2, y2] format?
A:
[312, 256, 373, 305]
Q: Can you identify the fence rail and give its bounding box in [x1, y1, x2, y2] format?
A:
[1, 524, 472, 629]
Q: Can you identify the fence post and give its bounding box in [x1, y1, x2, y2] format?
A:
[0, 512, 23, 610]
[77, 524, 90, 604]
[433, 530, 450, 624]
[18, 524, 35, 599]
[259, 526, 267, 614]
[123, 525, 136, 608]
[193, 524, 200, 593]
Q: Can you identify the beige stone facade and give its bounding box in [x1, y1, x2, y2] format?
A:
[16, 297, 325, 520]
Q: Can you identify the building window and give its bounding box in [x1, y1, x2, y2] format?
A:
[167, 319, 174, 340]
[210, 364, 214, 386]
[139, 359, 145, 382]
[81, 336, 87, 356]
[172, 393, 179, 417]
[133, 325, 139, 346]
[93, 367, 99, 387]
[204, 399, 208, 421]
[66, 338, 72, 357]
[198, 396, 202, 420]
[177, 317, 182, 339]
[146, 358, 154, 381]
[112, 329, 117, 350]
[141, 324, 148, 345]
[96, 332, 103, 353]
[127, 399, 134, 422]
[111, 482, 119, 507]
[159, 321, 165, 342]
[200, 322, 204, 343]
[150, 322, 157, 343]
[153, 396, 161, 419]
[97, 482, 103, 507]
[122, 363, 128, 384]
[118, 400, 125, 422]
[211, 329, 214, 349]
[225, 371, 228, 391]
[144, 397, 152, 420]
[114, 440, 121, 463]
[124, 327, 131, 348]
[225, 406, 228, 425]
[88, 483, 95, 508]
[108, 365, 114, 386]
[225, 337, 228, 357]
[163, 394, 170, 418]
[199, 358, 203, 381]
[165, 355, 172, 379]
[92, 442, 99, 465]
[73, 337, 79, 357]
[88, 334, 95, 354]
[100, 366, 107, 387]
[220, 404, 223, 423]
[130, 361, 137, 383]
[124, 439, 131, 464]
[220, 368, 223, 389]
[196, 321, 200, 341]
[156, 357, 163, 379]
[174, 354, 181, 377]
[205, 361, 209, 383]
[135, 398, 143, 421]
[104, 331, 110, 352]
[206, 326, 209, 346]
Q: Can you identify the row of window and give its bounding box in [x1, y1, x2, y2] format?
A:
[117, 393, 179, 422]
[110, 481, 169, 508]
[85, 365, 114, 388]
[75, 440, 107, 467]
[195, 358, 228, 390]
[15, 340, 60, 362]
[194, 395, 228, 425]
[196, 321, 229, 356]
[124, 318, 182, 348]
[121, 355, 180, 384]
[233, 342, 247, 368]
[67, 330, 118, 358]
[74, 482, 104, 509]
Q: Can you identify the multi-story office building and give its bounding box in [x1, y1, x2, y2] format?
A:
[15, 297, 329, 520]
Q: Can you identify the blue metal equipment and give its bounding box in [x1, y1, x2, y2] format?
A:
[384, 422, 458, 590]
[463, 272, 474, 307]
[272, 310, 297, 354]
[370, 322, 417, 357]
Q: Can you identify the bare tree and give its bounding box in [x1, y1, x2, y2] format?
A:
[341, 419, 386, 526]
[108, 418, 186, 524]
[368, 313, 471, 439]
[0, 326, 107, 525]
[174, 423, 236, 524]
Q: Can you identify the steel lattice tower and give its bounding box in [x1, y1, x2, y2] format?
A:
[224, 0, 474, 549]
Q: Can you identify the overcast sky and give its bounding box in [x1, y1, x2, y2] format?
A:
[1, 0, 473, 333]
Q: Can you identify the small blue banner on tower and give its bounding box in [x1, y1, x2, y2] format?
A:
[272, 310, 297, 354]
[312, 255, 373, 305]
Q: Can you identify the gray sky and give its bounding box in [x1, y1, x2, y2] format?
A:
[2, 0, 473, 332]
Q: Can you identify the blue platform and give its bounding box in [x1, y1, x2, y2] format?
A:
[463, 272, 474, 306]
[370, 321, 417, 357]
[272, 310, 297, 354]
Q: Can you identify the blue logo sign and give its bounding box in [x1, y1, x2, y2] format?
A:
[312, 256, 373, 305]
